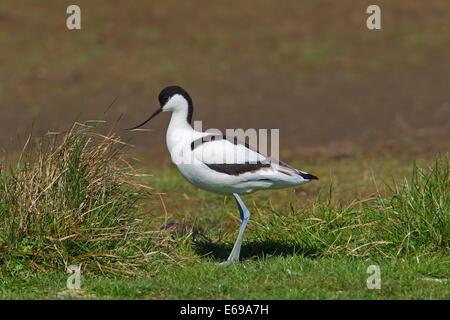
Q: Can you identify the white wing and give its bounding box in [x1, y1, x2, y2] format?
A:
[191, 135, 267, 165]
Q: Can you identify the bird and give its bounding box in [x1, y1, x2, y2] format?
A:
[128, 86, 318, 266]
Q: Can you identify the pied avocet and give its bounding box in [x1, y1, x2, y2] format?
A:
[128, 86, 318, 266]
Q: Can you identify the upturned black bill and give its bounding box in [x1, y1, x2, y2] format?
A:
[127, 107, 162, 130]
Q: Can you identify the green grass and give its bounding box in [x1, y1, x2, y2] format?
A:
[1, 255, 448, 299]
[252, 157, 449, 260]
[0, 128, 448, 299]
[0, 123, 161, 276]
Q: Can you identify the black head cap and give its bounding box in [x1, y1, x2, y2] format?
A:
[158, 86, 194, 124]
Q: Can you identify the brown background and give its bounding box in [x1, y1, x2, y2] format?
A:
[1, 0, 449, 162]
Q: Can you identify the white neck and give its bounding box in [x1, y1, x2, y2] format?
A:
[167, 106, 192, 130]
[166, 107, 194, 151]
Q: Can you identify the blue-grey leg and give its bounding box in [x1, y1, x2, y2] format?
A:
[218, 193, 251, 267]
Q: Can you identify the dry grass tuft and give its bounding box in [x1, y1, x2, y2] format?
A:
[253, 155, 449, 259]
[0, 122, 163, 276]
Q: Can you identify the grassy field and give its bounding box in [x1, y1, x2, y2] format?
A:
[0, 126, 448, 299]
[1, 255, 448, 299]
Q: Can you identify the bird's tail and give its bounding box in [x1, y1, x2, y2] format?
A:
[296, 170, 319, 180]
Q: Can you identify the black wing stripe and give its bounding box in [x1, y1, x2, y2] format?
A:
[191, 134, 222, 150]
[205, 162, 270, 176]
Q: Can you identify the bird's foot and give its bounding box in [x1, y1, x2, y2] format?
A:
[216, 251, 240, 267]
[216, 258, 239, 267]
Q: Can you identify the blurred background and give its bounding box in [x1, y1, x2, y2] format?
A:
[1, 0, 449, 163]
